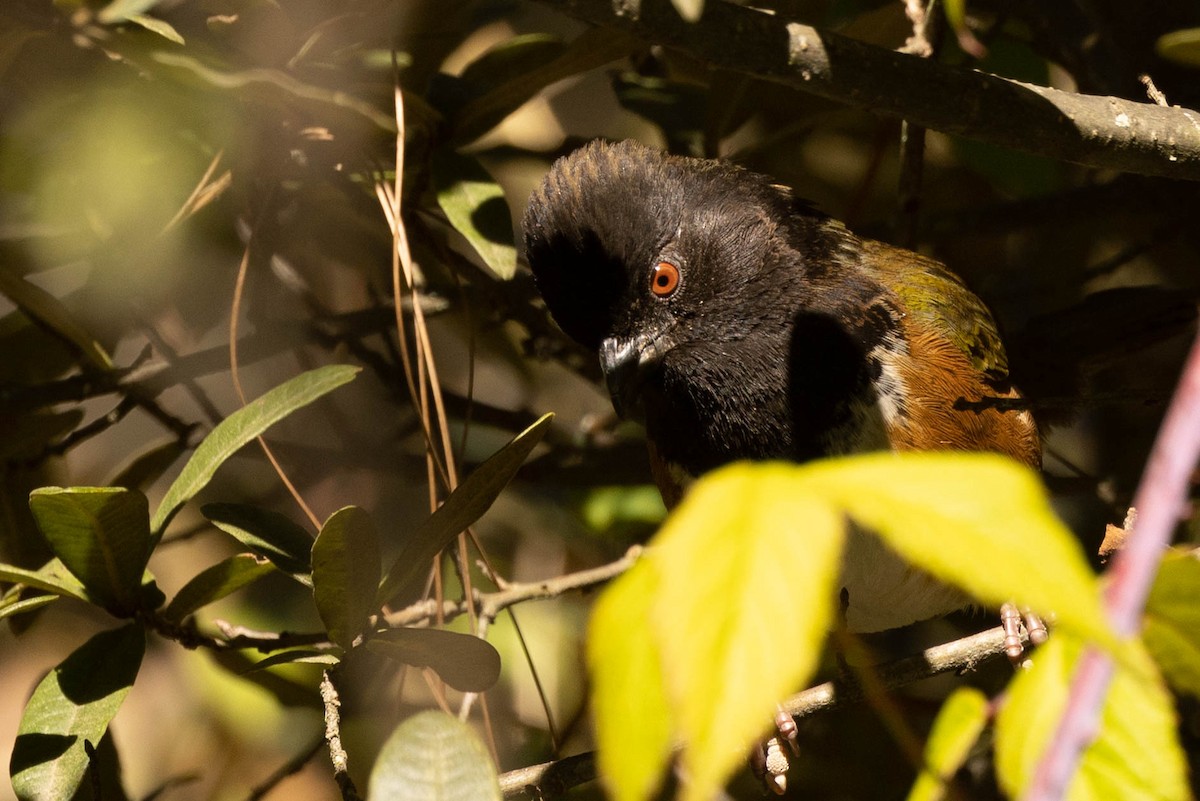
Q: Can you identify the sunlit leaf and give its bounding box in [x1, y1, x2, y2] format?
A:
[29, 487, 151, 614]
[97, 0, 161, 23]
[367, 711, 501, 801]
[9, 624, 145, 801]
[0, 559, 90, 603]
[0, 269, 112, 370]
[246, 650, 341, 672]
[151, 364, 360, 536]
[378, 413, 553, 606]
[312, 506, 381, 649]
[656, 464, 844, 801]
[1142, 549, 1200, 698]
[906, 687, 989, 801]
[432, 150, 517, 280]
[163, 554, 274, 622]
[588, 561, 672, 801]
[797, 453, 1114, 649]
[0, 593, 58, 621]
[1156, 28, 1200, 68]
[125, 15, 184, 44]
[670, 0, 704, 22]
[202, 502, 313, 580]
[368, 628, 501, 692]
[995, 635, 1188, 801]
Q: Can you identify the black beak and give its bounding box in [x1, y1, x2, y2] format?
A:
[600, 333, 668, 421]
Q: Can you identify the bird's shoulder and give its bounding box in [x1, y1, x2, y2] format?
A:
[856, 239, 1011, 386]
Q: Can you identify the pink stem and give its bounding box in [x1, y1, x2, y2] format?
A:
[1021, 322, 1200, 801]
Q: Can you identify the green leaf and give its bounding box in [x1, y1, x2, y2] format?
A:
[588, 462, 845, 801]
[162, 554, 274, 622]
[1156, 28, 1200, 68]
[125, 14, 184, 44]
[453, 27, 637, 142]
[0, 593, 58, 622]
[246, 650, 341, 672]
[202, 503, 313, 580]
[29, 487, 151, 615]
[9, 624, 145, 801]
[367, 710, 501, 801]
[312, 506, 381, 649]
[367, 628, 501, 692]
[906, 687, 990, 801]
[432, 151, 517, 280]
[588, 561, 672, 801]
[0, 269, 112, 370]
[151, 364, 360, 536]
[97, 0, 161, 23]
[796, 453, 1115, 649]
[995, 635, 1188, 801]
[378, 413, 553, 606]
[1142, 549, 1200, 698]
[0, 559, 90, 602]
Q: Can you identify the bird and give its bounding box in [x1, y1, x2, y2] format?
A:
[522, 139, 1040, 633]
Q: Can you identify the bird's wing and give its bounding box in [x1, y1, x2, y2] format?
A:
[861, 240, 1011, 385]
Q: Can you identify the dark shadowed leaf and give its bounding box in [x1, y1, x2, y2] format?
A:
[432, 150, 517, 279]
[163, 554, 275, 622]
[151, 365, 360, 536]
[0, 269, 112, 370]
[9, 624, 145, 801]
[367, 711, 501, 801]
[377, 413, 553, 606]
[0, 410, 84, 461]
[29, 488, 150, 615]
[312, 506, 381, 649]
[107, 439, 187, 492]
[202, 502, 313, 580]
[367, 628, 501, 692]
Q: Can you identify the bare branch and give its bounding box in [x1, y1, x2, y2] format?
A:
[534, 0, 1200, 180]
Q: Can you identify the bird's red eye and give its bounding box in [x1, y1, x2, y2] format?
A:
[650, 261, 681, 298]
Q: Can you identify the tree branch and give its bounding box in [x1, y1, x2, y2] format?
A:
[498, 623, 1026, 798]
[534, 0, 1200, 180]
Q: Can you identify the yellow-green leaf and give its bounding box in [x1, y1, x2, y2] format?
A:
[797, 453, 1114, 649]
[588, 560, 673, 801]
[1156, 28, 1200, 68]
[906, 687, 989, 801]
[995, 634, 1188, 801]
[1143, 549, 1200, 698]
[654, 464, 844, 801]
[0, 269, 112, 370]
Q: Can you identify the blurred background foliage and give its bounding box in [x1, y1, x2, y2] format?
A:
[1, 0, 1199, 798]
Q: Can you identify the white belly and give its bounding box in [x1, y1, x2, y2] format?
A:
[839, 525, 968, 632]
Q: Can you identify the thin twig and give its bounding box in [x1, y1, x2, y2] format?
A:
[244, 736, 325, 801]
[321, 670, 363, 801]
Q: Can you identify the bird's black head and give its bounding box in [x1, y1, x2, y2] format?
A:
[523, 139, 849, 424]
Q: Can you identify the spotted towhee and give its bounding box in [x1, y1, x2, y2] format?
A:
[523, 139, 1040, 632]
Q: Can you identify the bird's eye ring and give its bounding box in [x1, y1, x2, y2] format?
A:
[650, 261, 681, 298]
